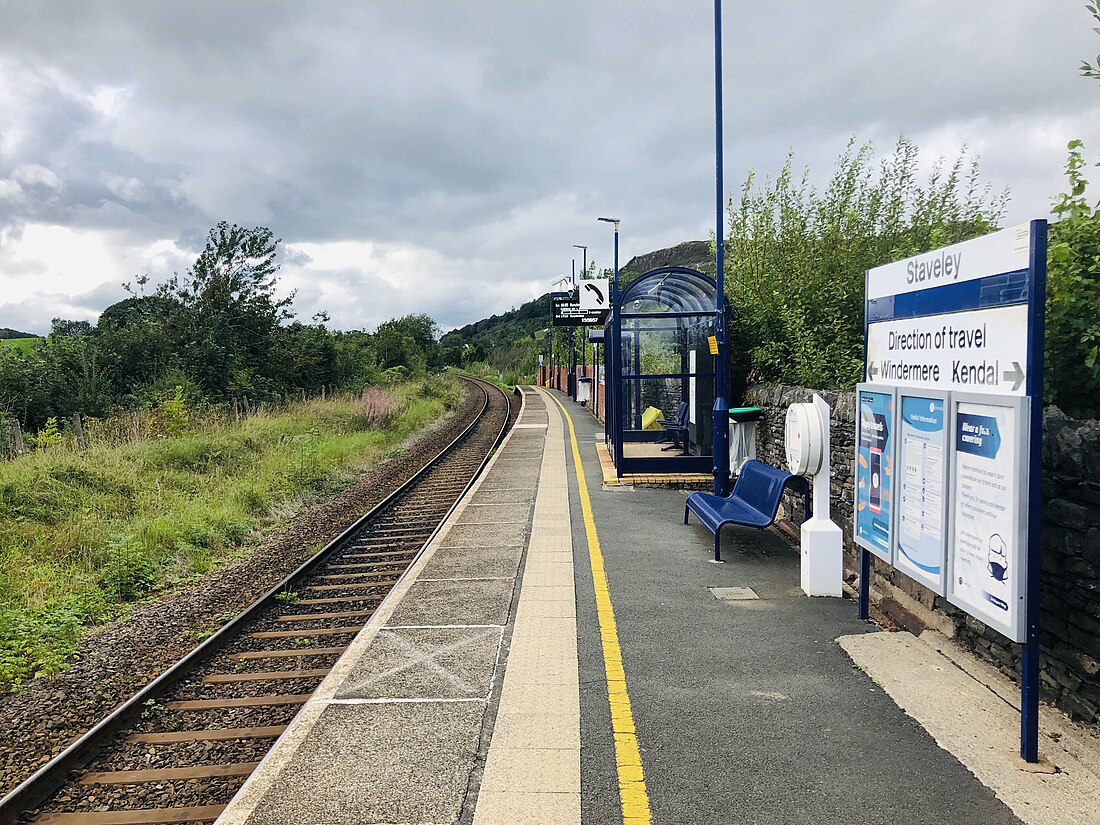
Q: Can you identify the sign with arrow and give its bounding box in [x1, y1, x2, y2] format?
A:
[865, 305, 1029, 395]
[858, 220, 1049, 762]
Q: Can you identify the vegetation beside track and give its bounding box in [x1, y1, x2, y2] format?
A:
[0, 376, 463, 691]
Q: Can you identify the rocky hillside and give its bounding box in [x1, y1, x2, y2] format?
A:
[618, 240, 714, 284]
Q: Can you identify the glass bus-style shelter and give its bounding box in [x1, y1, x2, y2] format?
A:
[604, 266, 726, 476]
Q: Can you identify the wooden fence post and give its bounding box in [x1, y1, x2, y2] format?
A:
[73, 413, 86, 452]
[12, 419, 25, 457]
[242, 396, 251, 417]
[321, 384, 326, 401]
[130, 412, 140, 443]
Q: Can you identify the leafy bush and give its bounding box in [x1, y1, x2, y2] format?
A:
[1046, 140, 1100, 419]
[725, 137, 1007, 391]
[98, 536, 157, 602]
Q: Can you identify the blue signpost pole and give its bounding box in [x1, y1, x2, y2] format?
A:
[599, 217, 621, 449]
[1021, 219, 1048, 763]
[710, 0, 730, 496]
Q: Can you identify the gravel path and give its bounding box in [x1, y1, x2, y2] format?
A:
[0, 383, 486, 798]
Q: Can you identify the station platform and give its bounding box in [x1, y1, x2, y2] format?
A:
[217, 387, 1097, 825]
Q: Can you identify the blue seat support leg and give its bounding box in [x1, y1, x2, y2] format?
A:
[714, 528, 722, 563]
[683, 504, 690, 525]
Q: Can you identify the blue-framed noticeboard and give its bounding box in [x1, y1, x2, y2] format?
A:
[854, 383, 895, 562]
[895, 389, 949, 595]
[947, 392, 1028, 642]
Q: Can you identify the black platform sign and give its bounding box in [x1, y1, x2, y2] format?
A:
[552, 292, 608, 326]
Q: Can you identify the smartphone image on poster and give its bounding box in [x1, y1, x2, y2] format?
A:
[869, 447, 883, 513]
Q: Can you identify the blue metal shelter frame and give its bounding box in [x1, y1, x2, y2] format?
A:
[607, 266, 726, 476]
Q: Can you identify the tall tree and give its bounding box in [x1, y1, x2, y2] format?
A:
[157, 222, 294, 398]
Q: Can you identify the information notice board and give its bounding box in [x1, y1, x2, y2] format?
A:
[858, 222, 1041, 642]
[895, 389, 949, 595]
[854, 385, 895, 562]
[947, 393, 1028, 641]
[858, 219, 1046, 759]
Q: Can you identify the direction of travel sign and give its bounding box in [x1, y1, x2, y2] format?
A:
[864, 224, 1033, 395]
[858, 219, 1049, 764]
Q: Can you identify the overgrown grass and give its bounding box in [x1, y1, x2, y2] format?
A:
[0, 376, 463, 690]
[0, 338, 38, 355]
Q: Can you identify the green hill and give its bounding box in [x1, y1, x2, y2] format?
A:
[441, 240, 714, 383]
[0, 328, 36, 340]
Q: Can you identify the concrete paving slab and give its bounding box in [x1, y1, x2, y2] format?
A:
[387, 578, 516, 626]
[473, 791, 579, 825]
[455, 502, 532, 524]
[442, 521, 529, 547]
[469, 488, 542, 505]
[480, 747, 580, 794]
[334, 626, 502, 700]
[419, 544, 524, 579]
[491, 711, 582, 750]
[243, 702, 483, 825]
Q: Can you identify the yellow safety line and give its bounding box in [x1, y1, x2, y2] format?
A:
[545, 390, 651, 825]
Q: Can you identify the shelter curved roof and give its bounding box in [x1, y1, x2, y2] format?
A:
[616, 266, 718, 316]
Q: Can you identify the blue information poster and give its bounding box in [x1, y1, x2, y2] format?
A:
[895, 393, 948, 594]
[855, 387, 894, 561]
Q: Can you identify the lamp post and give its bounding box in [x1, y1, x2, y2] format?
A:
[711, 0, 730, 496]
[551, 275, 571, 392]
[573, 244, 588, 399]
[598, 217, 620, 449]
[597, 218, 620, 296]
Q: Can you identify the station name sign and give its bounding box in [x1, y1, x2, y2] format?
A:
[865, 224, 1032, 395]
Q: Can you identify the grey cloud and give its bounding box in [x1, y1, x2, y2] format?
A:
[0, 0, 1097, 334]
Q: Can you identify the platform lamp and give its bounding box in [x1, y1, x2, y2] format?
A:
[573, 244, 588, 394]
[597, 218, 620, 446]
[597, 218, 620, 297]
[711, 0, 730, 496]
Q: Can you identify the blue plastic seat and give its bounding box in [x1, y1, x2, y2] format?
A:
[684, 460, 809, 561]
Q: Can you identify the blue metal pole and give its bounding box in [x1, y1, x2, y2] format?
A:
[857, 548, 870, 620]
[613, 223, 619, 295]
[1021, 218, 1048, 763]
[711, 0, 730, 496]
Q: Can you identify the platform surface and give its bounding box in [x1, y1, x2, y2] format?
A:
[213, 386, 1100, 825]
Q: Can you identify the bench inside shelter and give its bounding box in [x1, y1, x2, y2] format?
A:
[657, 401, 689, 454]
[684, 459, 810, 562]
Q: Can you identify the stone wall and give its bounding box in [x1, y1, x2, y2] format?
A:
[744, 383, 1100, 725]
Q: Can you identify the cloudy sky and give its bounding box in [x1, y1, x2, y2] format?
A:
[1, 1, 1097, 335]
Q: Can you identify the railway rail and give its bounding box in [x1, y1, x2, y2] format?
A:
[1, 376, 514, 825]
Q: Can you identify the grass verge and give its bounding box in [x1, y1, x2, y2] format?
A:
[0, 376, 463, 690]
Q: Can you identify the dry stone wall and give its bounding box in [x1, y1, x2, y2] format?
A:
[744, 383, 1100, 725]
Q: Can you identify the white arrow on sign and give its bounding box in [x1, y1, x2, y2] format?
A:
[579, 278, 610, 311]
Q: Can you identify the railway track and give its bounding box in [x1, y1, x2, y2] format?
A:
[1, 376, 514, 825]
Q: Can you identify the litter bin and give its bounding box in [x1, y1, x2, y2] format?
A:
[728, 407, 763, 473]
[577, 377, 591, 404]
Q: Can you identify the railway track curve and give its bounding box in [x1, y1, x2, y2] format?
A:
[0, 375, 514, 825]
